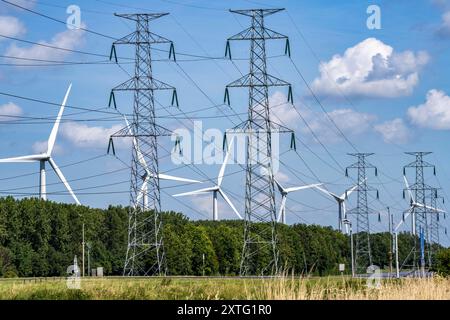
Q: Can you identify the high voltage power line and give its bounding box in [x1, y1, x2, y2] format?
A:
[0, 1, 448, 268]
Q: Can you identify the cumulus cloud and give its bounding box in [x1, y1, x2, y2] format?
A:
[270, 91, 300, 128]
[0, 102, 22, 121]
[0, 15, 26, 39]
[60, 122, 130, 149]
[31, 140, 64, 155]
[374, 118, 412, 144]
[436, 11, 450, 37]
[311, 38, 429, 98]
[8, 0, 37, 9]
[306, 108, 377, 143]
[407, 89, 450, 130]
[274, 171, 290, 184]
[5, 26, 85, 64]
[269, 91, 377, 144]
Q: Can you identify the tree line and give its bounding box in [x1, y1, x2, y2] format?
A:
[0, 197, 445, 277]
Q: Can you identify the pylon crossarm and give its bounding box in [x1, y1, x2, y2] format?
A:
[228, 27, 287, 41]
[111, 124, 174, 139]
[115, 13, 168, 21]
[269, 120, 294, 133]
[230, 8, 285, 17]
[346, 207, 379, 216]
[226, 73, 290, 88]
[114, 31, 172, 45]
[113, 77, 175, 91]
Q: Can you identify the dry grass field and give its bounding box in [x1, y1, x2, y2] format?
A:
[0, 276, 449, 300]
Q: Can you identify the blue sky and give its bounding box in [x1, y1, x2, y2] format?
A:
[0, 0, 450, 245]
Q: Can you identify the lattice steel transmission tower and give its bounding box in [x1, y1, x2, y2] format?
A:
[429, 188, 439, 244]
[108, 13, 178, 276]
[428, 187, 443, 265]
[346, 153, 379, 273]
[403, 152, 435, 271]
[224, 8, 294, 275]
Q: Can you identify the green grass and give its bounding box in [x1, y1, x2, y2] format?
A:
[0, 276, 448, 300]
[0, 277, 263, 300]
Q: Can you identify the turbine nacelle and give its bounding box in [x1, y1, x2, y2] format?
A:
[172, 138, 242, 221]
[313, 181, 361, 234]
[122, 116, 201, 208]
[274, 178, 322, 224]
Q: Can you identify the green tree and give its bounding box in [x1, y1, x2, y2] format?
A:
[435, 248, 450, 276]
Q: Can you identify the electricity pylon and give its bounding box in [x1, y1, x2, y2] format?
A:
[108, 13, 178, 276]
[403, 152, 435, 272]
[428, 188, 443, 266]
[429, 188, 443, 245]
[224, 8, 294, 275]
[346, 153, 379, 273]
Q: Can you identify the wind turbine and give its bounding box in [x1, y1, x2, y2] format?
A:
[173, 138, 242, 221]
[0, 84, 80, 204]
[393, 175, 446, 278]
[314, 182, 359, 233]
[274, 178, 322, 224]
[123, 116, 200, 208]
[402, 175, 445, 235]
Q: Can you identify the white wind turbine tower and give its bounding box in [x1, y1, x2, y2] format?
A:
[314, 182, 360, 233]
[173, 138, 242, 221]
[0, 84, 80, 204]
[274, 178, 322, 224]
[123, 116, 200, 208]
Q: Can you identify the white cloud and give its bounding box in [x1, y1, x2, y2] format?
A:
[0, 102, 22, 121]
[303, 108, 377, 143]
[0, 15, 26, 39]
[31, 140, 64, 155]
[407, 89, 450, 130]
[5, 26, 85, 64]
[8, 0, 37, 9]
[374, 118, 412, 144]
[311, 38, 429, 98]
[437, 11, 450, 37]
[60, 122, 130, 149]
[269, 91, 377, 144]
[274, 171, 290, 184]
[270, 91, 299, 128]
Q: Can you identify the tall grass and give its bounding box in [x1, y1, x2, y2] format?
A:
[250, 275, 450, 300]
[0, 276, 449, 300]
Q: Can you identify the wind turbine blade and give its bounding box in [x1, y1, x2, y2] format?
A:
[0, 154, 46, 162]
[173, 187, 218, 197]
[48, 157, 80, 205]
[274, 178, 285, 194]
[342, 184, 357, 199]
[395, 207, 413, 232]
[47, 84, 72, 156]
[217, 138, 234, 187]
[415, 203, 446, 213]
[157, 173, 200, 184]
[278, 195, 287, 223]
[285, 183, 323, 193]
[342, 178, 367, 199]
[136, 176, 149, 204]
[124, 115, 148, 170]
[314, 185, 340, 201]
[403, 175, 415, 203]
[219, 189, 242, 219]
